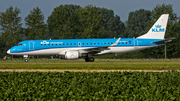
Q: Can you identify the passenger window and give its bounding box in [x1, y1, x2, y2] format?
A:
[102, 43, 103, 45]
[129, 41, 131, 44]
[71, 43, 72, 45]
[98, 43, 100, 45]
[122, 42, 124, 44]
[111, 42, 113, 44]
[105, 43, 106, 44]
[49, 44, 50, 46]
[45, 44, 46, 46]
[126, 42, 128, 44]
[119, 42, 120, 44]
[41, 44, 42, 46]
[74, 43, 76, 45]
[52, 44, 54, 45]
[63, 43, 65, 45]
[91, 43, 92, 45]
[94, 43, 96, 45]
[83, 43, 84, 45]
[87, 43, 88, 45]
[60, 44, 61, 45]
[56, 44, 57, 45]
[67, 43, 68, 45]
[108, 43, 110, 44]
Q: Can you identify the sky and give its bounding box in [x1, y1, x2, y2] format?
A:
[0, 0, 180, 26]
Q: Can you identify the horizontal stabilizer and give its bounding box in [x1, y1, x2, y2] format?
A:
[153, 37, 175, 43]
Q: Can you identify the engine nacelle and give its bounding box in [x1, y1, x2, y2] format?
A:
[65, 51, 81, 59]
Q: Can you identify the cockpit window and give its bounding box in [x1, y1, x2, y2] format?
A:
[18, 44, 22, 46]
[15, 43, 23, 46]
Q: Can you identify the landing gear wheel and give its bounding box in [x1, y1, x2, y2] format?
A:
[89, 57, 94, 62]
[25, 59, 28, 63]
[85, 57, 90, 62]
[85, 57, 95, 62]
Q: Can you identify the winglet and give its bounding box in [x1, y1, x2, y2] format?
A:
[110, 37, 121, 47]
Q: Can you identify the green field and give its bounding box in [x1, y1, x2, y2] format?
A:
[1, 59, 180, 100]
[0, 59, 180, 70]
[0, 72, 180, 100]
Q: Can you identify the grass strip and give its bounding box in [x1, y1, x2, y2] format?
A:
[0, 62, 180, 70]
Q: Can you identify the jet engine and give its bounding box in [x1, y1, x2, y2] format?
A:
[65, 51, 82, 59]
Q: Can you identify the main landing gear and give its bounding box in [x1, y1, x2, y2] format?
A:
[85, 57, 94, 62]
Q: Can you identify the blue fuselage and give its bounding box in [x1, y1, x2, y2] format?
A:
[8, 38, 164, 55]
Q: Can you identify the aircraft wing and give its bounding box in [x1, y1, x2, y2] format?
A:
[76, 37, 121, 54]
[153, 37, 175, 43]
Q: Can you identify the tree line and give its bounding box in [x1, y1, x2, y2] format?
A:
[0, 4, 180, 59]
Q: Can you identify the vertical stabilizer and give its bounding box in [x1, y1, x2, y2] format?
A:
[137, 14, 169, 39]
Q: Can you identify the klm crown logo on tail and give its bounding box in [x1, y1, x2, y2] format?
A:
[152, 24, 165, 32]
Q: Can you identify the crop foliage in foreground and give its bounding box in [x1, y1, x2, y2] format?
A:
[0, 71, 180, 100]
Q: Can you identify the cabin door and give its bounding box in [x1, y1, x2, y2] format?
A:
[29, 41, 34, 50]
[134, 39, 138, 49]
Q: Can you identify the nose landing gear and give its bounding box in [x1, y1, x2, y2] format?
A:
[23, 55, 28, 63]
[25, 59, 28, 63]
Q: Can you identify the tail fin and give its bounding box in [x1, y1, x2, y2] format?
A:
[137, 14, 169, 39]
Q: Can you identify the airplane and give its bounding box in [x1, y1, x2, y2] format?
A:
[7, 14, 174, 62]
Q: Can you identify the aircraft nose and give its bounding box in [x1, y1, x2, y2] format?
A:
[7, 49, 10, 54]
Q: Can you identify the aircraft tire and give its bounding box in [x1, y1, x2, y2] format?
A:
[89, 57, 94, 62]
[85, 57, 90, 62]
[25, 59, 28, 63]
